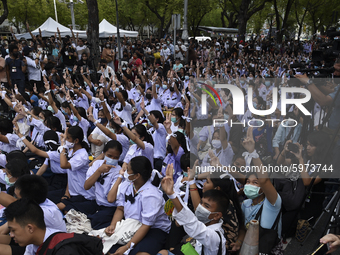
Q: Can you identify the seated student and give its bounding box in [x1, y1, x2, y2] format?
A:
[14, 129, 67, 204]
[113, 114, 155, 170]
[0, 119, 20, 154]
[188, 168, 243, 251]
[105, 156, 171, 255]
[0, 175, 66, 255]
[140, 100, 167, 172]
[0, 159, 30, 193]
[159, 163, 227, 255]
[84, 140, 124, 230]
[161, 131, 188, 183]
[57, 126, 97, 216]
[3, 199, 60, 255]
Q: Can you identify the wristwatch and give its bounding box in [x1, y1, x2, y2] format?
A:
[306, 79, 313, 86]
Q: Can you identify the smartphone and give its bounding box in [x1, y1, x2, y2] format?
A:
[288, 143, 299, 154]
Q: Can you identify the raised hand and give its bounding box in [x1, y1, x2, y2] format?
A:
[188, 160, 199, 181]
[112, 111, 122, 125]
[98, 160, 113, 174]
[164, 113, 171, 130]
[161, 163, 175, 196]
[242, 126, 255, 153]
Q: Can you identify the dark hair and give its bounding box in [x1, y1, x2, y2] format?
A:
[6, 150, 27, 163]
[68, 126, 90, 152]
[0, 119, 13, 134]
[43, 130, 59, 151]
[5, 159, 30, 178]
[110, 119, 123, 134]
[103, 140, 123, 155]
[132, 124, 154, 146]
[32, 106, 42, 116]
[172, 107, 184, 118]
[210, 177, 244, 225]
[4, 199, 46, 229]
[8, 44, 18, 53]
[41, 110, 53, 120]
[173, 131, 188, 153]
[202, 189, 230, 213]
[130, 156, 159, 186]
[61, 101, 71, 110]
[149, 110, 164, 123]
[180, 153, 198, 172]
[15, 175, 48, 204]
[76, 107, 87, 120]
[45, 116, 62, 132]
[120, 90, 128, 101]
[307, 131, 332, 164]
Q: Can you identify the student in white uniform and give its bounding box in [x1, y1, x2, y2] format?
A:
[0, 158, 30, 192]
[112, 113, 155, 170]
[140, 100, 167, 171]
[15, 130, 67, 204]
[113, 89, 133, 128]
[105, 156, 171, 255]
[169, 108, 183, 133]
[88, 109, 110, 159]
[159, 164, 227, 255]
[85, 140, 124, 230]
[0, 119, 20, 154]
[57, 126, 97, 216]
[88, 115, 129, 164]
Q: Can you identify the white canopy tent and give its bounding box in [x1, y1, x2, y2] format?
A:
[99, 19, 138, 38]
[15, 17, 87, 39]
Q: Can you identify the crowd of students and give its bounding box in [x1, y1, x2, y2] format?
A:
[0, 30, 339, 255]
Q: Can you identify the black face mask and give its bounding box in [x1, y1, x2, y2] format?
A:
[170, 87, 175, 92]
[12, 52, 19, 58]
[146, 94, 152, 100]
[167, 144, 173, 154]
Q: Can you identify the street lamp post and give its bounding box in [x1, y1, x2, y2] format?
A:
[115, 0, 121, 68]
[53, 0, 58, 22]
[182, 0, 188, 44]
[70, 0, 76, 29]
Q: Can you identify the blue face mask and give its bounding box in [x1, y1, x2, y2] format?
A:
[156, 84, 160, 88]
[253, 102, 257, 109]
[185, 76, 189, 80]
[5, 175, 15, 186]
[61, 109, 68, 116]
[265, 81, 271, 87]
[130, 139, 136, 145]
[148, 120, 153, 127]
[183, 172, 188, 177]
[162, 85, 167, 90]
[100, 118, 108, 124]
[73, 116, 78, 122]
[285, 73, 289, 77]
[240, 80, 245, 84]
[104, 156, 118, 166]
[171, 117, 177, 123]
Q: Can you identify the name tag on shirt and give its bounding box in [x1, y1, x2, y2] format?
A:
[12, 67, 17, 73]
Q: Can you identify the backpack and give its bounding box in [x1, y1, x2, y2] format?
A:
[37, 232, 103, 255]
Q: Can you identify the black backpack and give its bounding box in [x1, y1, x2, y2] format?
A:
[37, 232, 103, 255]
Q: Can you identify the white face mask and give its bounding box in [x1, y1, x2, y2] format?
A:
[195, 204, 217, 224]
[65, 140, 74, 149]
[124, 171, 136, 183]
[211, 140, 222, 149]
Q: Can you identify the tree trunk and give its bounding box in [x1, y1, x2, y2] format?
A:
[86, 0, 100, 81]
[0, 0, 8, 25]
[221, 11, 226, 27]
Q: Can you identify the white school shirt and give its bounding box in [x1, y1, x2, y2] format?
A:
[0, 154, 5, 168]
[117, 180, 171, 233]
[38, 98, 48, 110]
[109, 133, 130, 162]
[145, 97, 163, 115]
[71, 117, 90, 146]
[173, 202, 226, 255]
[123, 142, 154, 169]
[0, 133, 19, 153]
[86, 160, 122, 207]
[67, 148, 95, 200]
[134, 93, 144, 112]
[43, 151, 67, 174]
[113, 102, 133, 126]
[24, 228, 60, 255]
[201, 143, 234, 168]
[149, 123, 167, 159]
[164, 91, 181, 108]
[74, 94, 89, 110]
[40, 198, 67, 232]
[54, 110, 67, 131]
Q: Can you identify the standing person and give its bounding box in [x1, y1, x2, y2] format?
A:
[59, 38, 77, 70]
[102, 41, 115, 70]
[5, 44, 27, 94]
[23, 46, 42, 89]
[76, 39, 89, 61]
